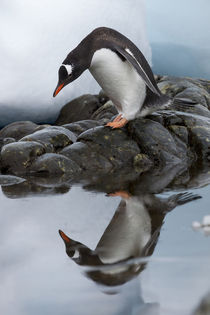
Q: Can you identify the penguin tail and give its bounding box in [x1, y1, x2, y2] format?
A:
[172, 96, 197, 110]
[168, 192, 201, 207]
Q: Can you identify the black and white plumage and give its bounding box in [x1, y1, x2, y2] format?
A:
[58, 192, 200, 287]
[53, 27, 170, 128]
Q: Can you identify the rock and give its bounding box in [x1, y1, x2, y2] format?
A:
[0, 174, 25, 186]
[128, 118, 186, 165]
[162, 112, 184, 126]
[77, 126, 141, 168]
[168, 125, 188, 144]
[174, 113, 210, 160]
[20, 126, 76, 152]
[91, 100, 118, 123]
[0, 121, 40, 140]
[62, 120, 101, 136]
[133, 153, 153, 171]
[0, 137, 15, 151]
[61, 142, 113, 171]
[193, 291, 210, 315]
[158, 76, 210, 108]
[1, 141, 45, 174]
[55, 94, 101, 125]
[0, 75, 210, 177]
[190, 125, 210, 160]
[2, 179, 71, 198]
[147, 112, 164, 125]
[61, 125, 141, 172]
[30, 153, 81, 175]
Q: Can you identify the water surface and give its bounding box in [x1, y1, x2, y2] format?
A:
[0, 164, 210, 315]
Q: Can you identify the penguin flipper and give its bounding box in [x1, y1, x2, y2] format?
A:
[114, 45, 161, 96]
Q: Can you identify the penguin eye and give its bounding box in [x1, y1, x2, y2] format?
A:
[61, 64, 73, 77]
[59, 66, 68, 81]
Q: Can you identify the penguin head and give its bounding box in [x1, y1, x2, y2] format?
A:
[53, 56, 87, 97]
[58, 229, 83, 260]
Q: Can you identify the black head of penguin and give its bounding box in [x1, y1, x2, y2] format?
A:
[53, 46, 89, 97]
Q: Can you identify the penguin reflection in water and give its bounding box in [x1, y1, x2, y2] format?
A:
[59, 192, 199, 287]
[53, 27, 171, 128]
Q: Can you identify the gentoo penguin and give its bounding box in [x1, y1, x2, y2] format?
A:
[59, 191, 200, 287]
[53, 27, 170, 128]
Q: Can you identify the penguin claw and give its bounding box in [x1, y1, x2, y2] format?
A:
[106, 118, 128, 129]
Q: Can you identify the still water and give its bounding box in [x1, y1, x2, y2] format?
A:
[0, 164, 209, 315]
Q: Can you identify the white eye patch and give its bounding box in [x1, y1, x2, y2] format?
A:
[62, 64, 73, 75]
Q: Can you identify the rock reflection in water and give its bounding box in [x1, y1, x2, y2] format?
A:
[59, 190, 200, 288]
[0, 161, 208, 315]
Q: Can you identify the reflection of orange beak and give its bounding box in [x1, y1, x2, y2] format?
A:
[59, 230, 71, 243]
[53, 83, 64, 97]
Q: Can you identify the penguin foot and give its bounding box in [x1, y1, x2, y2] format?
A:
[113, 114, 122, 122]
[106, 118, 128, 129]
[108, 191, 131, 199]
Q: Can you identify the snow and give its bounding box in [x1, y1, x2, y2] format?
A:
[192, 215, 210, 236]
[192, 221, 201, 229]
[203, 215, 210, 226]
[0, 0, 151, 127]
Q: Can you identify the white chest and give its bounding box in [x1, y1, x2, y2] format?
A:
[97, 198, 151, 264]
[89, 48, 146, 120]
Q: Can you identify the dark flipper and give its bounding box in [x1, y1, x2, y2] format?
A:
[114, 45, 161, 96]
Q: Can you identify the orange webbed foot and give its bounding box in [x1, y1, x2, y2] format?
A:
[108, 191, 131, 199]
[106, 117, 128, 129]
[113, 114, 122, 122]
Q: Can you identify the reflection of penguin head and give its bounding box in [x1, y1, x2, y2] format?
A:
[59, 228, 147, 287]
[59, 230, 81, 260]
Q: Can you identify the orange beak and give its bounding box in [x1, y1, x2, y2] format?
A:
[53, 83, 64, 97]
[59, 230, 71, 243]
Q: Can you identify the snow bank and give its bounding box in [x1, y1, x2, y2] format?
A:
[0, 0, 151, 126]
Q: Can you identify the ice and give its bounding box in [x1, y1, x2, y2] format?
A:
[0, 0, 151, 126]
[192, 221, 201, 229]
[203, 215, 210, 226]
[192, 215, 210, 236]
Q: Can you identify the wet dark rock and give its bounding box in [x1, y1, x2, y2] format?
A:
[133, 153, 153, 171]
[173, 114, 210, 160]
[77, 126, 140, 168]
[2, 178, 71, 198]
[55, 94, 101, 125]
[0, 174, 25, 186]
[61, 125, 141, 171]
[30, 153, 81, 175]
[91, 100, 118, 123]
[189, 125, 210, 160]
[168, 125, 189, 144]
[21, 126, 76, 152]
[62, 120, 101, 136]
[193, 291, 210, 315]
[158, 76, 210, 109]
[0, 75, 210, 176]
[0, 121, 41, 141]
[128, 118, 186, 165]
[1, 141, 45, 175]
[0, 137, 15, 151]
[162, 112, 183, 126]
[61, 142, 113, 171]
[147, 112, 164, 125]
